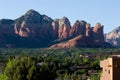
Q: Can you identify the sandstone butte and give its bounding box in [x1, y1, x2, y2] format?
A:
[0, 9, 112, 48]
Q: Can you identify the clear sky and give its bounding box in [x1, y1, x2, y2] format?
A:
[0, 0, 120, 33]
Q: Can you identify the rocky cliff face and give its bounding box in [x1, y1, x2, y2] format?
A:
[105, 26, 120, 46]
[13, 9, 53, 47]
[85, 23, 91, 37]
[70, 20, 86, 37]
[52, 19, 59, 39]
[92, 23, 105, 44]
[51, 17, 71, 40]
[0, 9, 111, 48]
[50, 23, 109, 49]
[14, 9, 53, 38]
[58, 17, 71, 39]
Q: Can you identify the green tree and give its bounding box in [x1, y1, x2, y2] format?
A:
[0, 73, 8, 80]
[36, 62, 56, 80]
[4, 57, 36, 80]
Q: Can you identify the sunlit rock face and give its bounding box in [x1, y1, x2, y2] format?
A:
[14, 9, 53, 38]
[85, 23, 91, 37]
[50, 35, 87, 49]
[50, 23, 111, 49]
[52, 19, 59, 39]
[58, 17, 71, 39]
[13, 9, 54, 47]
[70, 20, 87, 37]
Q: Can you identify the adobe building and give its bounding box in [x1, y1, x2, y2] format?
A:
[100, 55, 120, 80]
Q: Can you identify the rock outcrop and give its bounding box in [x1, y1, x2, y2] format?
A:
[0, 9, 112, 48]
[52, 19, 59, 39]
[92, 23, 105, 44]
[105, 26, 120, 47]
[50, 23, 110, 49]
[70, 20, 86, 37]
[14, 9, 53, 38]
[50, 35, 87, 48]
[58, 17, 71, 39]
[13, 9, 53, 47]
[85, 23, 91, 37]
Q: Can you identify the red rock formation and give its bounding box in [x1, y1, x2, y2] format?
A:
[70, 20, 86, 37]
[14, 9, 53, 39]
[0, 9, 111, 48]
[18, 21, 30, 37]
[50, 22, 108, 49]
[52, 19, 59, 39]
[58, 17, 71, 39]
[105, 26, 120, 46]
[85, 23, 91, 37]
[92, 23, 105, 44]
[50, 35, 87, 49]
[13, 9, 54, 47]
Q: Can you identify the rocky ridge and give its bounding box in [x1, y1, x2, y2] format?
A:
[0, 9, 112, 48]
[50, 23, 109, 48]
[105, 26, 120, 47]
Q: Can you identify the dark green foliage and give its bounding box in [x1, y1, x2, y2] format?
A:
[36, 63, 56, 80]
[4, 57, 36, 80]
[74, 69, 86, 75]
[2, 56, 56, 80]
[0, 48, 120, 80]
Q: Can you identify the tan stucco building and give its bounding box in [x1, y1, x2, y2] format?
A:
[100, 55, 120, 80]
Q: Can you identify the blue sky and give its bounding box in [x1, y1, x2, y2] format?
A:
[0, 0, 120, 33]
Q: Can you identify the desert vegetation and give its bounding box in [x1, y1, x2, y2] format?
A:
[0, 48, 119, 80]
